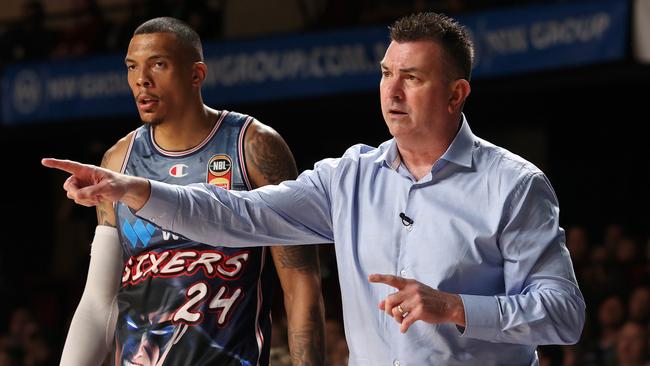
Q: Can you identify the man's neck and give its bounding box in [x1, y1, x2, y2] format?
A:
[153, 104, 218, 151]
[396, 141, 446, 181]
[395, 117, 461, 181]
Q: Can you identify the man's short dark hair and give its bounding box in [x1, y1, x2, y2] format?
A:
[389, 12, 474, 81]
[134, 17, 204, 62]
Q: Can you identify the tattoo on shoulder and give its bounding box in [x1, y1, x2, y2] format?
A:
[246, 127, 298, 184]
[277, 246, 319, 273]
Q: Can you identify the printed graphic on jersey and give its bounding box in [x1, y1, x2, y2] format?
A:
[207, 154, 232, 189]
[117, 249, 251, 366]
[116, 276, 247, 366]
[122, 219, 157, 248]
[169, 164, 189, 178]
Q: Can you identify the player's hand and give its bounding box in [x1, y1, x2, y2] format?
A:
[42, 158, 133, 207]
[368, 274, 465, 333]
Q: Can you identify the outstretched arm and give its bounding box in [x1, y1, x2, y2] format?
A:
[41, 157, 150, 210]
[245, 120, 325, 366]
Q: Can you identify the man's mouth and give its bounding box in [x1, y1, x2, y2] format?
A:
[137, 95, 159, 110]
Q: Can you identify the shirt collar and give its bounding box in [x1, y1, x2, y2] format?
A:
[374, 114, 476, 170]
[440, 114, 475, 169]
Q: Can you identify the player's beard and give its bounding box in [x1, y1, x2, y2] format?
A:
[142, 118, 163, 126]
[139, 113, 164, 126]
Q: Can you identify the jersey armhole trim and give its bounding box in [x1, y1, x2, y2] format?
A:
[238, 116, 255, 191]
[119, 132, 136, 174]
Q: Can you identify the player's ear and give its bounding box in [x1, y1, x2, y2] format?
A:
[191, 62, 207, 86]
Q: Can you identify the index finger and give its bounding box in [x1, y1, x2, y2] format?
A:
[42, 158, 87, 175]
[368, 273, 407, 289]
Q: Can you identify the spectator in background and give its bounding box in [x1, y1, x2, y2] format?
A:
[615, 322, 650, 366]
[628, 286, 650, 325]
[0, 0, 57, 66]
[567, 225, 590, 277]
[616, 236, 647, 289]
[50, 0, 111, 59]
[0, 348, 24, 366]
[0, 307, 53, 366]
[604, 223, 626, 257]
[595, 294, 626, 365]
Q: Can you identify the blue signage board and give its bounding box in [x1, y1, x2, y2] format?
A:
[2, 27, 389, 125]
[460, 0, 628, 77]
[1, 0, 628, 124]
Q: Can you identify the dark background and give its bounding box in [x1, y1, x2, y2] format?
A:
[0, 0, 649, 365]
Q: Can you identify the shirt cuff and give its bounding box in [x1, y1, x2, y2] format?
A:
[458, 294, 500, 341]
[135, 180, 179, 228]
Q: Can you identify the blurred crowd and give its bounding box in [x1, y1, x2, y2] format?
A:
[538, 223, 650, 366]
[0, 0, 226, 70]
[0, 0, 595, 69]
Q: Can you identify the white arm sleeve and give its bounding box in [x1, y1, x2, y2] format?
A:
[60, 226, 123, 366]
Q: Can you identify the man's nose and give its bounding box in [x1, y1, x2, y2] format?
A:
[386, 79, 404, 100]
[136, 70, 153, 88]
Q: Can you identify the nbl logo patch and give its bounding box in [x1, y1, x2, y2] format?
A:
[207, 154, 232, 189]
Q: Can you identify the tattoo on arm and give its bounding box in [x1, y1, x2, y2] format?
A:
[96, 202, 114, 227]
[96, 151, 116, 227]
[288, 304, 325, 366]
[277, 246, 319, 273]
[246, 125, 298, 185]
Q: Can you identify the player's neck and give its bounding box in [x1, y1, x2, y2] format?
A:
[152, 104, 219, 152]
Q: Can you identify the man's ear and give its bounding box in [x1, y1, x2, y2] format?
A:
[192, 62, 207, 86]
[448, 79, 471, 114]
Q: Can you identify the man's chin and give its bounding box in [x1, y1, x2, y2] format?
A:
[140, 117, 163, 126]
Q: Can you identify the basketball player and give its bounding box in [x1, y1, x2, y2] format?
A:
[58, 17, 324, 366]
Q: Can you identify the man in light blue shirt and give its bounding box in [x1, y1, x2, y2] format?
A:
[44, 12, 585, 366]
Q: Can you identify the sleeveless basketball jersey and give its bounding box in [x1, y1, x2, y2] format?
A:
[114, 111, 273, 366]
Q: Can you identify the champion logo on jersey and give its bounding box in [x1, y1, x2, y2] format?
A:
[207, 154, 232, 189]
[169, 164, 189, 178]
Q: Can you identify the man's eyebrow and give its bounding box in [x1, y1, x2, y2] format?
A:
[379, 63, 419, 73]
[398, 67, 419, 73]
[125, 54, 171, 63]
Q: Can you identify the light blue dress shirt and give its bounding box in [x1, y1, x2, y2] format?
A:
[138, 116, 585, 366]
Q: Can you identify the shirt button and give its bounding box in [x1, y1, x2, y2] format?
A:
[400, 269, 407, 277]
[394, 360, 400, 366]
